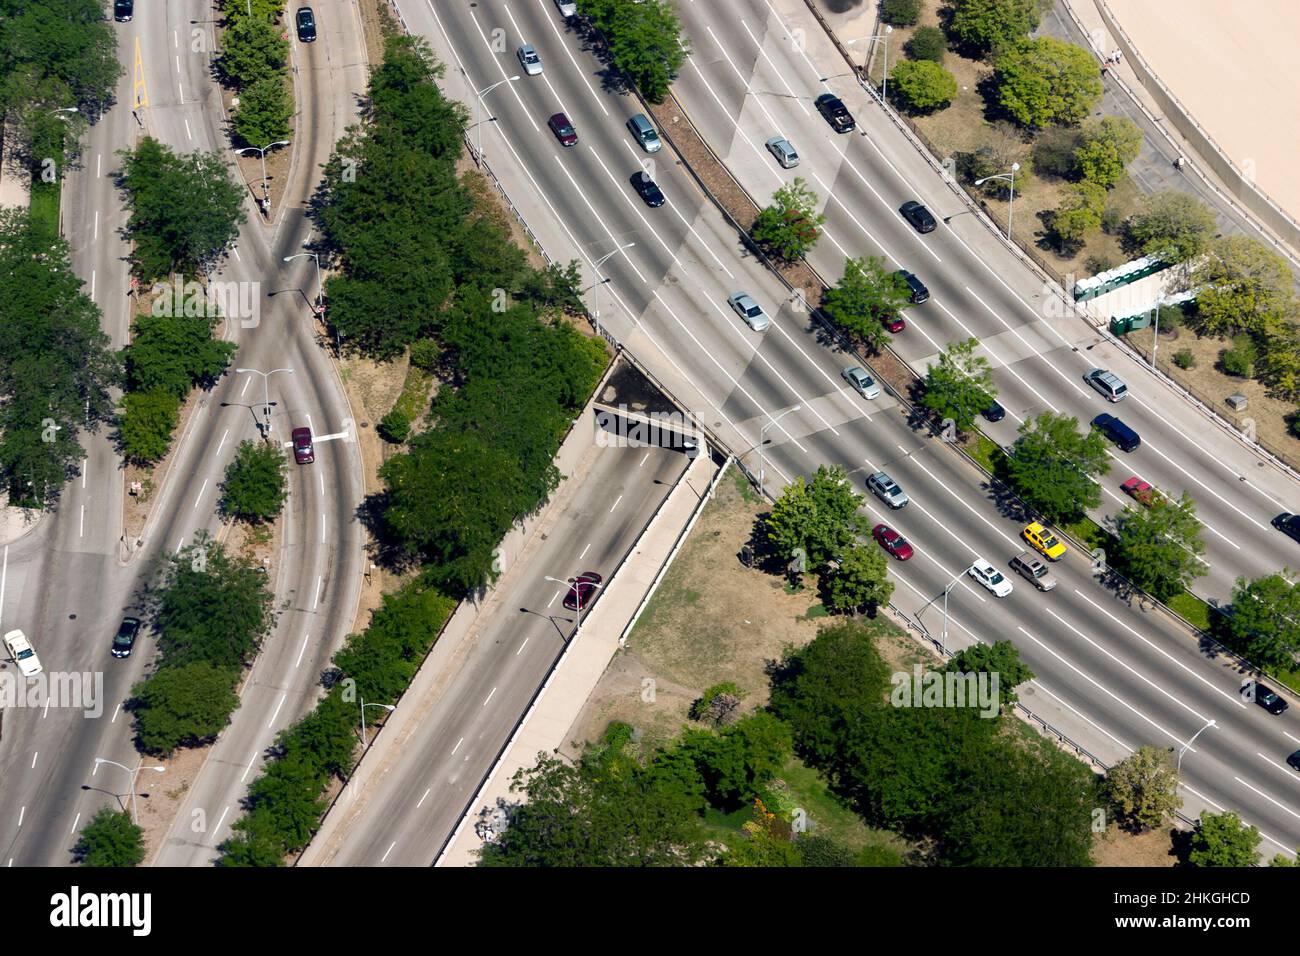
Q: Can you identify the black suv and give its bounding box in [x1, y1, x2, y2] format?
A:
[895, 269, 928, 304]
[900, 200, 936, 233]
[1273, 512, 1300, 544]
[296, 7, 317, 42]
[114, 0, 133, 21]
[111, 617, 141, 659]
[815, 93, 856, 133]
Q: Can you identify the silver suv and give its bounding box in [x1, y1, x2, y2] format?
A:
[1085, 368, 1128, 402]
[1009, 553, 1057, 591]
[867, 471, 908, 509]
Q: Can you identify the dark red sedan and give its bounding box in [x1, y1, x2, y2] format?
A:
[883, 313, 906, 333]
[292, 426, 314, 464]
[872, 523, 913, 561]
[548, 112, 578, 147]
[563, 571, 602, 610]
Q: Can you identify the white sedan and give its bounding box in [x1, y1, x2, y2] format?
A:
[3, 628, 43, 677]
[727, 292, 770, 331]
[968, 559, 1013, 598]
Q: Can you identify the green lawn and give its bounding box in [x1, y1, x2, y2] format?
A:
[28, 179, 60, 241]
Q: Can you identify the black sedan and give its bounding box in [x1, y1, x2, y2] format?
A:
[630, 171, 664, 207]
[111, 617, 141, 659]
[296, 7, 317, 42]
[982, 400, 1006, 423]
[1250, 681, 1290, 715]
[900, 200, 936, 233]
[1273, 512, 1300, 544]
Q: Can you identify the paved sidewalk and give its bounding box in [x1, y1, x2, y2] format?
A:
[0, 497, 42, 548]
[437, 450, 721, 867]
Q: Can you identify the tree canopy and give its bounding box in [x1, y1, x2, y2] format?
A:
[821, 256, 912, 350]
[1113, 491, 1206, 601]
[994, 37, 1103, 129]
[1006, 412, 1110, 523]
[765, 465, 865, 571]
[920, 337, 997, 433]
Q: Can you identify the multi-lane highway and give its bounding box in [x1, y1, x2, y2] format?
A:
[0, 1, 368, 865]
[307, 431, 691, 866]
[362, 0, 1300, 863]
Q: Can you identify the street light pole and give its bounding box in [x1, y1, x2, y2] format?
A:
[1149, 293, 1167, 369]
[545, 574, 603, 633]
[975, 162, 1020, 242]
[586, 242, 636, 339]
[1176, 718, 1216, 772]
[757, 405, 802, 497]
[234, 140, 289, 217]
[915, 568, 966, 655]
[472, 75, 520, 161]
[283, 251, 323, 314]
[93, 756, 165, 825]
[847, 26, 893, 100]
[235, 366, 293, 439]
[358, 699, 396, 748]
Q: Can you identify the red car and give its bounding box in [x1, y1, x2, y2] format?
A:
[548, 112, 578, 147]
[872, 523, 913, 561]
[292, 426, 314, 464]
[883, 314, 906, 333]
[1120, 476, 1158, 506]
[563, 571, 602, 610]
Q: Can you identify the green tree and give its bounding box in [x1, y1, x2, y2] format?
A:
[118, 138, 247, 279]
[217, 812, 288, 867]
[768, 619, 893, 772]
[1188, 235, 1296, 338]
[1270, 851, 1298, 867]
[118, 389, 180, 464]
[920, 337, 997, 433]
[821, 256, 912, 350]
[1006, 412, 1110, 523]
[232, 76, 293, 147]
[751, 177, 825, 262]
[0, 208, 119, 506]
[1075, 116, 1142, 188]
[765, 465, 864, 570]
[1225, 572, 1300, 670]
[73, 807, 145, 867]
[824, 544, 894, 616]
[153, 535, 276, 670]
[677, 712, 792, 809]
[1102, 745, 1182, 832]
[366, 35, 467, 161]
[906, 25, 947, 63]
[131, 661, 240, 755]
[220, 440, 288, 524]
[1188, 810, 1261, 867]
[479, 732, 712, 866]
[994, 36, 1103, 129]
[578, 0, 690, 103]
[881, 0, 922, 26]
[0, 0, 121, 125]
[890, 59, 958, 113]
[948, 0, 1048, 57]
[1126, 190, 1217, 263]
[219, 13, 288, 88]
[125, 309, 236, 397]
[944, 639, 1034, 710]
[1050, 180, 1107, 249]
[1113, 491, 1206, 601]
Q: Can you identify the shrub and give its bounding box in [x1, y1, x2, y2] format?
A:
[1173, 350, 1195, 370]
[1222, 335, 1258, 377]
[906, 26, 947, 63]
[890, 60, 958, 114]
[881, 0, 922, 27]
[379, 409, 411, 444]
[409, 338, 440, 372]
[74, 808, 146, 867]
[119, 389, 181, 464]
[220, 439, 288, 523]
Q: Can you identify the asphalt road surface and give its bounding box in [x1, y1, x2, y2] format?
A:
[390, 0, 1300, 861]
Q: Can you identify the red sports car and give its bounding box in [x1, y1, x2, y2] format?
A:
[1120, 476, 1158, 506]
[563, 571, 602, 610]
[872, 523, 914, 561]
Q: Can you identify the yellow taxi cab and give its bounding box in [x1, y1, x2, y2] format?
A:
[1022, 521, 1067, 561]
